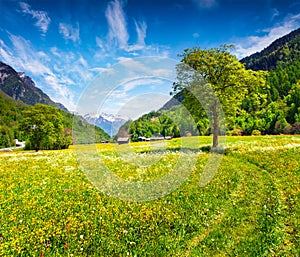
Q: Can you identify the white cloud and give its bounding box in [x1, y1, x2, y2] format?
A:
[95, 0, 171, 59]
[0, 34, 79, 110]
[59, 22, 80, 43]
[101, 77, 170, 113]
[117, 93, 171, 120]
[117, 57, 134, 62]
[233, 13, 300, 59]
[117, 57, 176, 80]
[69, 56, 94, 83]
[271, 8, 280, 20]
[193, 0, 217, 9]
[193, 32, 200, 38]
[135, 20, 147, 46]
[121, 78, 164, 92]
[105, 0, 129, 49]
[44, 74, 76, 109]
[4, 34, 51, 75]
[19, 2, 51, 35]
[90, 67, 114, 74]
[0, 39, 14, 65]
[50, 47, 61, 57]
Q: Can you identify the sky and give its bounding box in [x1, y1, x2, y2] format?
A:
[0, 0, 300, 117]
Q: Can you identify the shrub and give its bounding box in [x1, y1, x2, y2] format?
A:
[292, 122, 300, 134]
[283, 124, 293, 134]
[229, 128, 243, 136]
[251, 130, 261, 136]
[274, 119, 289, 134]
[200, 145, 211, 152]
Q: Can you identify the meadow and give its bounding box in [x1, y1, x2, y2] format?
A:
[0, 135, 299, 256]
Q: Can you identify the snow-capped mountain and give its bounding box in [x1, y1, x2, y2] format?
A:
[84, 113, 128, 136]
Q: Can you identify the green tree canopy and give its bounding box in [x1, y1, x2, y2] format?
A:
[20, 104, 72, 151]
[173, 45, 267, 147]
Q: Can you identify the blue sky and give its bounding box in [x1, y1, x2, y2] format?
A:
[0, 0, 300, 116]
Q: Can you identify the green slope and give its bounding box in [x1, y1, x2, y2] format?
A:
[0, 90, 110, 148]
[240, 27, 300, 71]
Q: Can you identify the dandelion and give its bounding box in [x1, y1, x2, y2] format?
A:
[80, 235, 84, 239]
[19, 219, 23, 223]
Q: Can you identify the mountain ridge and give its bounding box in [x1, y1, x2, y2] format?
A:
[0, 61, 110, 148]
[121, 27, 300, 138]
[0, 61, 68, 111]
[84, 112, 127, 136]
[160, 27, 300, 112]
[240, 27, 300, 70]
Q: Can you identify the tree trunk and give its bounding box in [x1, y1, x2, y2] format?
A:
[212, 103, 219, 148]
[36, 141, 40, 152]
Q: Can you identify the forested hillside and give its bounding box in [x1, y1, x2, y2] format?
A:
[240, 28, 300, 71]
[118, 28, 300, 140]
[0, 88, 110, 149]
[0, 90, 28, 147]
[239, 28, 300, 135]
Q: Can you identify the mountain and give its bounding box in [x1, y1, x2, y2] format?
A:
[0, 61, 68, 111]
[84, 113, 127, 136]
[0, 61, 110, 148]
[159, 89, 185, 111]
[0, 90, 110, 148]
[240, 27, 300, 71]
[127, 28, 300, 137]
[162, 28, 300, 112]
[0, 89, 29, 147]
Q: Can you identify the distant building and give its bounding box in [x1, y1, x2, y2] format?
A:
[138, 136, 150, 142]
[14, 139, 25, 148]
[149, 136, 165, 141]
[117, 137, 130, 144]
[138, 136, 172, 142]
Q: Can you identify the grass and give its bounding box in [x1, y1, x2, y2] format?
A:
[0, 135, 299, 256]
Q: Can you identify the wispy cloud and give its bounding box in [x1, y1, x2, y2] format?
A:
[271, 8, 280, 20]
[1, 34, 51, 75]
[116, 93, 171, 120]
[96, 0, 169, 58]
[117, 57, 176, 79]
[0, 34, 84, 110]
[59, 22, 80, 43]
[135, 20, 147, 46]
[121, 78, 164, 92]
[193, 32, 200, 38]
[19, 2, 51, 35]
[105, 0, 129, 49]
[193, 0, 217, 9]
[233, 13, 300, 59]
[77, 57, 175, 115]
[90, 67, 114, 74]
[101, 79, 170, 118]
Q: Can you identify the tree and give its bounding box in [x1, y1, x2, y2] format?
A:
[0, 126, 14, 148]
[172, 45, 266, 147]
[20, 104, 72, 151]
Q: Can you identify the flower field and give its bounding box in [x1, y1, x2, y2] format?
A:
[0, 136, 299, 256]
